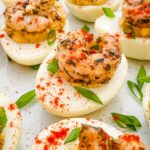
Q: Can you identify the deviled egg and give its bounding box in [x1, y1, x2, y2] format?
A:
[32, 118, 147, 150]
[0, 0, 66, 65]
[0, 92, 22, 150]
[65, 0, 121, 22]
[35, 29, 128, 117]
[95, 0, 150, 60]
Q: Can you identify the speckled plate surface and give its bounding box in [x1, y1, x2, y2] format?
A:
[0, 1, 150, 150]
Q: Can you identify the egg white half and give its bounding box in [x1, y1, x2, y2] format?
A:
[1, 0, 17, 6]
[32, 118, 122, 150]
[0, 92, 22, 150]
[35, 50, 128, 117]
[64, 0, 121, 22]
[95, 12, 150, 60]
[143, 85, 150, 128]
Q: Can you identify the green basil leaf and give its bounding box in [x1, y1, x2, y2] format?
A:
[0, 107, 7, 132]
[137, 65, 146, 89]
[47, 58, 59, 74]
[138, 76, 150, 83]
[102, 7, 115, 18]
[111, 113, 141, 131]
[74, 86, 103, 104]
[127, 80, 143, 101]
[48, 30, 56, 45]
[16, 90, 36, 109]
[81, 25, 90, 32]
[65, 127, 82, 144]
[30, 64, 40, 70]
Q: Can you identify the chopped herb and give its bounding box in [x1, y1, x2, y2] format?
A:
[48, 30, 56, 45]
[123, 25, 135, 38]
[0, 108, 7, 132]
[138, 76, 150, 83]
[30, 64, 40, 70]
[65, 127, 82, 144]
[127, 80, 143, 101]
[74, 86, 103, 104]
[91, 44, 99, 50]
[81, 25, 90, 32]
[137, 65, 146, 89]
[112, 113, 141, 131]
[16, 90, 36, 109]
[47, 58, 59, 74]
[102, 7, 115, 18]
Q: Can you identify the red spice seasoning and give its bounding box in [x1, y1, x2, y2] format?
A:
[0, 34, 4, 38]
[35, 43, 41, 48]
[113, 115, 120, 121]
[86, 34, 94, 42]
[16, 1, 22, 5]
[54, 97, 59, 107]
[122, 134, 140, 143]
[57, 78, 63, 84]
[8, 103, 15, 111]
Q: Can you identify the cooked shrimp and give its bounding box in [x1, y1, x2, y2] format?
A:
[57, 30, 121, 87]
[4, 0, 66, 43]
[78, 124, 113, 150]
[115, 134, 147, 150]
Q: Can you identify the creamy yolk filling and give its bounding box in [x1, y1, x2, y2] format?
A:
[67, 0, 107, 6]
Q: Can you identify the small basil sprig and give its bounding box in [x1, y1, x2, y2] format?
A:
[74, 86, 103, 104]
[48, 30, 56, 45]
[0, 107, 7, 132]
[30, 64, 40, 70]
[127, 81, 143, 101]
[47, 58, 59, 74]
[137, 64, 146, 89]
[128, 65, 146, 101]
[112, 113, 141, 131]
[65, 127, 82, 144]
[81, 25, 90, 32]
[16, 90, 36, 109]
[102, 7, 115, 18]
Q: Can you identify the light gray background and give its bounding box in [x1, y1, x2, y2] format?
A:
[0, 1, 150, 149]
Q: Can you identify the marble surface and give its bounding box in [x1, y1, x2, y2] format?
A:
[0, 1, 150, 150]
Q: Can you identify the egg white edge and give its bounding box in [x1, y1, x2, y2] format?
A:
[0, 92, 22, 150]
[32, 118, 122, 150]
[35, 49, 128, 117]
[95, 12, 150, 60]
[64, 0, 121, 22]
[143, 85, 150, 128]
[0, 21, 69, 66]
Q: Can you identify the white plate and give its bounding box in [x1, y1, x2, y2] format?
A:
[0, 1, 150, 150]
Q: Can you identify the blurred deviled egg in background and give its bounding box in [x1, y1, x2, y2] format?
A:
[65, 0, 121, 22]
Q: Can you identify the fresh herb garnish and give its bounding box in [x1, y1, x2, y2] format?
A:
[102, 7, 115, 18]
[112, 113, 141, 131]
[138, 76, 150, 83]
[128, 65, 146, 101]
[0, 107, 7, 132]
[48, 30, 56, 45]
[123, 25, 135, 38]
[82, 25, 90, 32]
[30, 64, 40, 70]
[91, 44, 99, 50]
[47, 58, 59, 74]
[137, 64, 146, 89]
[127, 80, 143, 101]
[65, 127, 82, 144]
[16, 90, 36, 109]
[74, 86, 103, 104]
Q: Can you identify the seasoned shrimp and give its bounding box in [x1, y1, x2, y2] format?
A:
[4, 0, 66, 43]
[78, 124, 113, 150]
[57, 30, 121, 87]
[115, 134, 147, 150]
